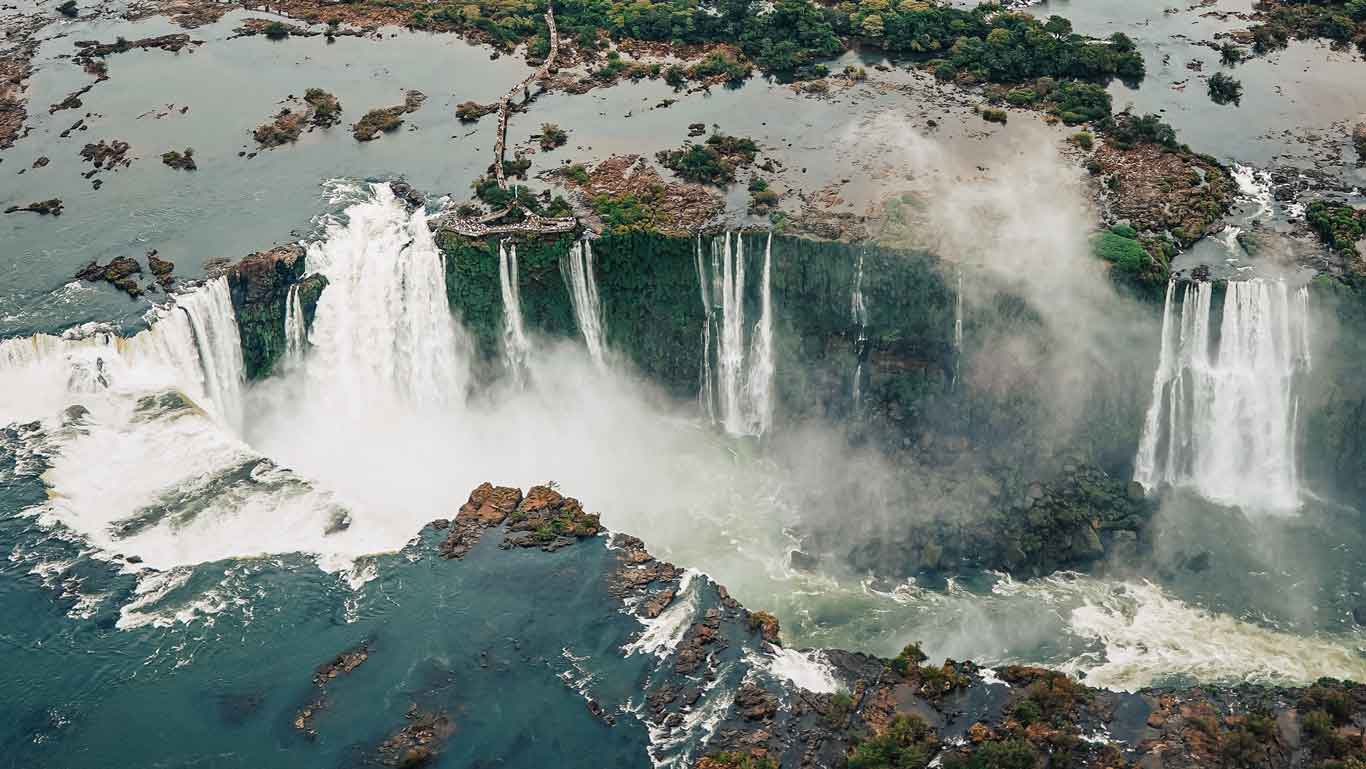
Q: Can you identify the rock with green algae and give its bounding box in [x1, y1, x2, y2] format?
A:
[226, 244, 327, 379]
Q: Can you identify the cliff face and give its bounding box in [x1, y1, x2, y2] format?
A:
[438, 231, 1156, 578]
[226, 244, 327, 380]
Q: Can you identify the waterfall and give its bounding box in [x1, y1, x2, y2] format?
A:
[744, 232, 775, 435]
[697, 231, 776, 436]
[851, 249, 868, 406]
[696, 235, 715, 423]
[498, 240, 531, 385]
[1132, 278, 1312, 512]
[0, 277, 245, 432]
[284, 283, 307, 363]
[952, 268, 964, 389]
[302, 183, 466, 409]
[563, 237, 606, 367]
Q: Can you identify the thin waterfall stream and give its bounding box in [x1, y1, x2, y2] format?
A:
[563, 237, 606, 367]
[498, 239, 531, 385]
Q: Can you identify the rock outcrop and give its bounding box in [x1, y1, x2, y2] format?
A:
[74, 255, 143, 297]
[226, 244, 327, 379]
[4, 198, 62, 216]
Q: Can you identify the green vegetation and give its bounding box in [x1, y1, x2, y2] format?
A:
[353, 107, 405, 141]
[262, 21, 290, 39]
[1070, 131, 1093, 150]
[699, 752, 778, 769]
[1306, 200, 1366, 257]
[942, 739, 1038, 769]
[303, 88, 342, 127]
[1207, 71, 1243, 105]
[848, 714, 938, 769]
[405, 0, 1141, 99]
[1051, 80, 1111, 125]
[981, 108, 1008, 124]
[656, 134, 758, 185]
[1248, 0, 1366, 54]
[456, 100, 495, 122]
[1100, 112, 1179, 150]
[562, 163, 591, 185]
[538, 122, 568, 150]
[593, 192, 659, 232]
[890, 642, 928, 677]
[749, 178, 780, 213]
[688, 49, 752, 82]
[253, 108, 305, 147]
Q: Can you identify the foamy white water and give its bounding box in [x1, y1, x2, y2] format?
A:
[1133, 279, 1311, 512]
[0, 277, 244, 432]
[759, 647, 841, 694]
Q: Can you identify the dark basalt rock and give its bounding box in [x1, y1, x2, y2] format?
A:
[160, 148, 196, 171]
[147, 250, 175, 288]
[226, 244, 327, 379]
[293, 641, 370, 738]
[4, 198, 62, 216]
[79, 139, 131, 171]
[389, 181, 426, 209]
[74, 255, 143, 297]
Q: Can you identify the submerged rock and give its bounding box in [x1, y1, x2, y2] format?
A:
[4, 198, 62, 216]
[159, 148, 196, 170]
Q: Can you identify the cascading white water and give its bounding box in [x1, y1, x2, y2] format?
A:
[303, 184, 466, 408]
[0, 277, 245, 432]
[499, 239, 532, 386]
[851, 250, 868, 406]
[952, 268, 964, 389]
[563, 237, 606, 367]
[744, 232, 775, 435]
[284, 283, 307, 363]
[1133, 278, 1312, 512]
[696, 235, 716, 423]
[698, 231, 775, 436]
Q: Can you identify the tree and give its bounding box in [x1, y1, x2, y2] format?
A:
[862, 13, 885, 38]
[1208, 71, 1242, 105]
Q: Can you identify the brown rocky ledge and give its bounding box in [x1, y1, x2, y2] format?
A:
[563, 154, 723, 236]
[1092, 139, 1235, 246]
[435, 482, 602, 559]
